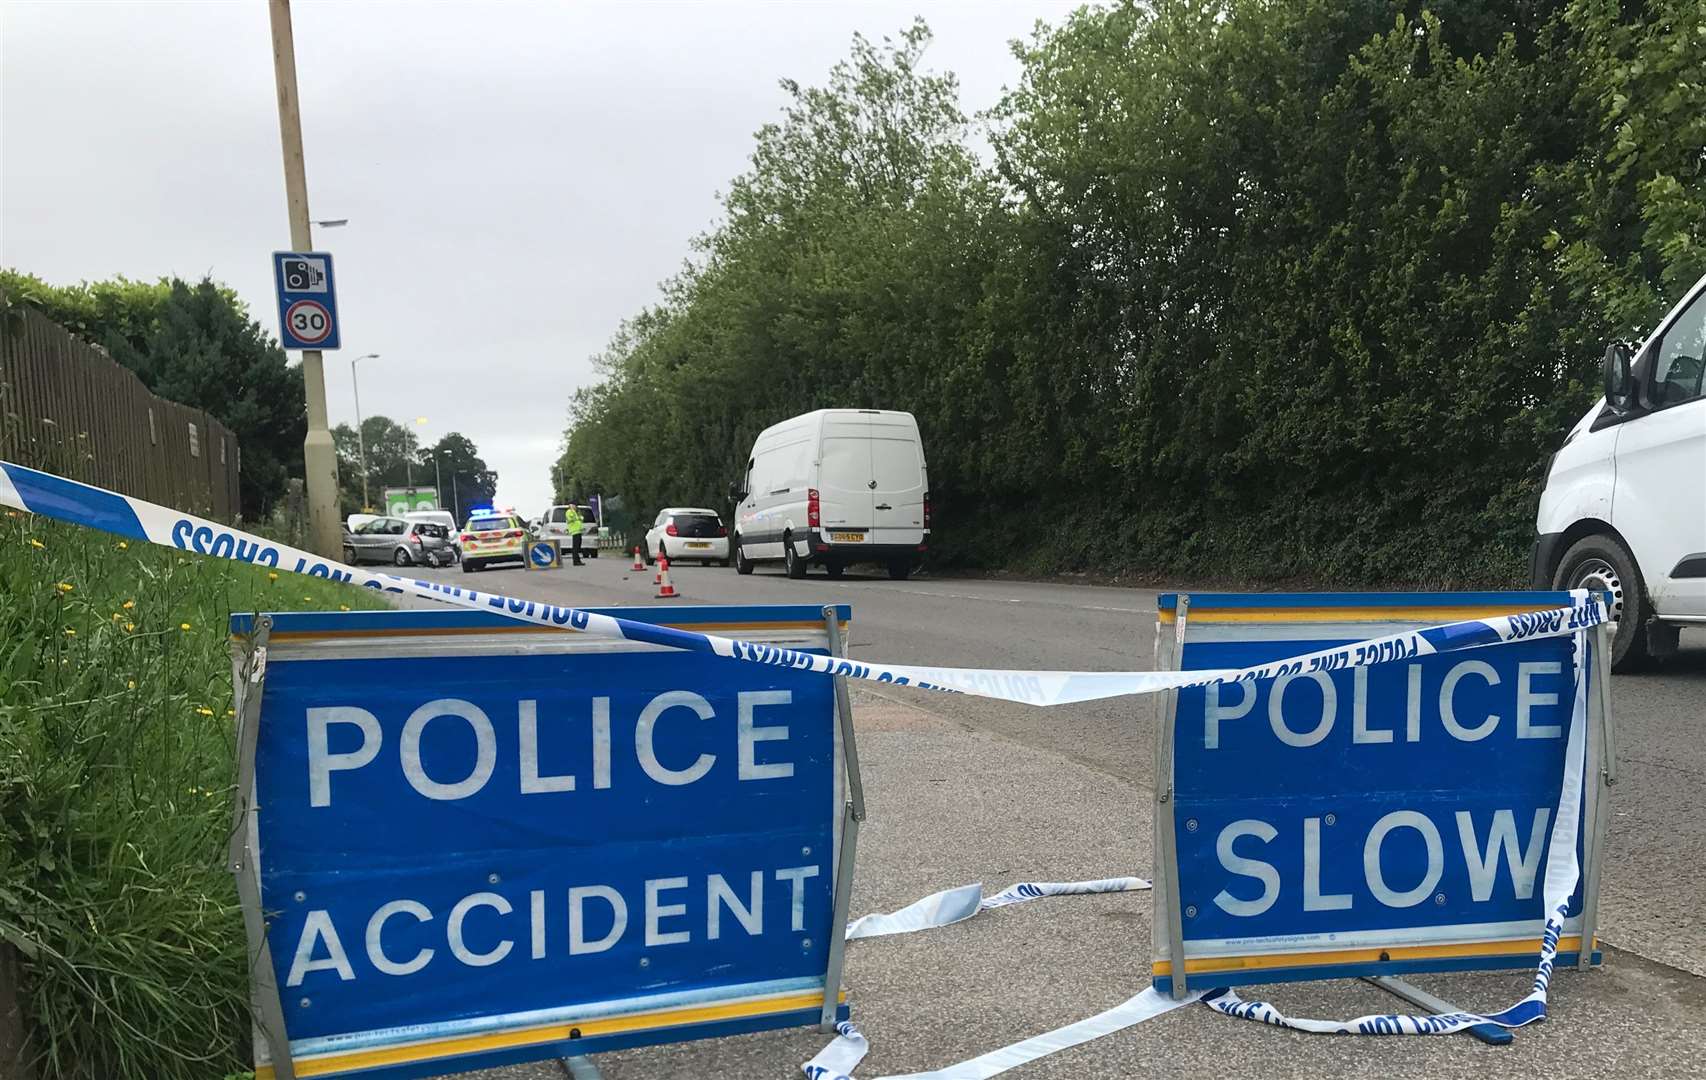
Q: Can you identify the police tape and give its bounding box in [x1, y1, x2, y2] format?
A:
[0, 461, 1608, 708]
[802, 629, 1592, 1078]
[845, 877, 1149, 940]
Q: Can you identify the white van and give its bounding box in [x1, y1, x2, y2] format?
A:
[731, 409, 929, 580]
[1533, 271, 1705, 669]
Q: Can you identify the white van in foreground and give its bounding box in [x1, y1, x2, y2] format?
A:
[1533, 272, 1705, 669]
[731, 409, 929, 580]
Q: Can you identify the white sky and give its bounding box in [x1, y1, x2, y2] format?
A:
[2, 0, 1080, 515]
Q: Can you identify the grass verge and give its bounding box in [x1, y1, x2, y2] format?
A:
[0, 510, 384, 1079]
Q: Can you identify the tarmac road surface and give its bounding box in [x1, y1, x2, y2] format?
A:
[394, 553, 1705, 1079]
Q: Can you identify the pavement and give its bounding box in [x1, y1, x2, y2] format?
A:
[397, 551, 1706, 1079]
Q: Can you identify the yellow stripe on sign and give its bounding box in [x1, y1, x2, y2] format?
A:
[254, 989, 845, 1078]
[1150, 935, 1586, 978]
[1156, 605, 1555, 625]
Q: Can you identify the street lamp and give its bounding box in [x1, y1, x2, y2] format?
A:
[407, 416, 429, 486]
[312, 218, 349, 228]
[350, 353, 379, 510]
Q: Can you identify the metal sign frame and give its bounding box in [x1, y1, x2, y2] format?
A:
[1151, 591, 1612, 1009]
[229, 603, 860, 1080]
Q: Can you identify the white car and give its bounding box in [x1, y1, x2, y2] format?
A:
[645, 507, 730, 567]
[1533, 271, 1704, 669]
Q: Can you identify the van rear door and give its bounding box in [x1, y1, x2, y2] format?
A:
[869, 416, 926, 546]
[818, 415, 875, 544]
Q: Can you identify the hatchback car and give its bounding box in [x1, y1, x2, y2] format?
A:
[459, 512, 529, 571]
[342, 517, 458, 567]
[645, 508, 730, 566]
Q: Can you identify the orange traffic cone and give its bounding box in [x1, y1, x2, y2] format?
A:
[631, 547, 645, 571]
[655, 556, 679, 599]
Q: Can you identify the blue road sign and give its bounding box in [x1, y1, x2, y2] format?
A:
[272, 251, 341, 350]
[1152, 592, 1604, 994]
[525, 538, 560, 570]
[232, 605, 852, 1079]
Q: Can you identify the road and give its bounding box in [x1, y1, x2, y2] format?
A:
[402, 552, 1706, 1078]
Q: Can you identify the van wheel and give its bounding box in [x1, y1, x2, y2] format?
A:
[887, 559, 911, 581]
[784, 535, 807, 579]
[1554, 534, 1648, 671]
[734, 536, 754, 575]
[825, 561, 845, 579]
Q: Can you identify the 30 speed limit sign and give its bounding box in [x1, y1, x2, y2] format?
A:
[272, 251, 342, 350]
[284, 300, 333, 345]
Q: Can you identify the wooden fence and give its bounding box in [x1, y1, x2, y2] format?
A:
[0, 307, 242, 521]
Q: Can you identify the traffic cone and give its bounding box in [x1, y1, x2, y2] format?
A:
[655, 556, 679, 599]
[631, 547, 645, 571]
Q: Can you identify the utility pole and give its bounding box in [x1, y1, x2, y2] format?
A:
[268, 0, 340, 557]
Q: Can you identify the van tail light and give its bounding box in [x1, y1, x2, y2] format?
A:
[923, 492, 931, 529]
[665, 523, 679, 536]
[807, 488, 820, 528]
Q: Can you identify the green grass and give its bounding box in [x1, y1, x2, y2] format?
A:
[0, 510, 384, 1079]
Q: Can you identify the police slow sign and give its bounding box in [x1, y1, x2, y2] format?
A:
[1152, 592, 1606, 995]
[231, 605, 853, 1079]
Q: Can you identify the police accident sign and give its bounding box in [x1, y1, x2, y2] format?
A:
[231, 605, 851, 1079]
[1152, 592, 1607, 994]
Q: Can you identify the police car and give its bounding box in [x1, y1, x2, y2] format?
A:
[459, 510, 528, 571]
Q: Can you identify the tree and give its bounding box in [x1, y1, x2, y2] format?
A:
[560, 5, 1704, 585]
[0, 270, 306, 518]
[426, 432, 498, 521]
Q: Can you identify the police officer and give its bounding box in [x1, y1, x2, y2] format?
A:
[565, 503, 585, 565]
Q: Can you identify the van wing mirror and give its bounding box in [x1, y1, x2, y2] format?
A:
[728, 481, 747, 502]
[1603, 342, 1635, 411]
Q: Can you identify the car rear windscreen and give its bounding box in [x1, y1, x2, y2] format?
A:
[672, 513, 721, 537]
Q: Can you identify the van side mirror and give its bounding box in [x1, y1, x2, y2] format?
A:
[1603, 342, 1635, 411]
[728, 481, 747, 502]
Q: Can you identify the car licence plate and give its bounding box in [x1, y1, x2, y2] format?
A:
[830, 532, 866, 542]
[687, 542, 710, 549]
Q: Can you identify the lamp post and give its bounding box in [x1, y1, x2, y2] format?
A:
[350, 353, 379, 510]
[407, 416, 428, 487]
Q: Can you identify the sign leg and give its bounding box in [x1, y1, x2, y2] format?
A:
[1363, 976, 1513, 1046]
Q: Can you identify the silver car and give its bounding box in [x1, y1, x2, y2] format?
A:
[342, 516, 458, 567]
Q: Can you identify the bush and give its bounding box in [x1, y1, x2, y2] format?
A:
[0, 511, 381, 1079]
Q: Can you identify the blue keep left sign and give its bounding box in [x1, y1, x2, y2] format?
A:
[231, 604, 852, 1079]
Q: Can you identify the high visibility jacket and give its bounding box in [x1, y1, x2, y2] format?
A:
[565, 508, 584, 535]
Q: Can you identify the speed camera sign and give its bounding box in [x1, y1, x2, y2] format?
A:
[272, 251, 342, 350]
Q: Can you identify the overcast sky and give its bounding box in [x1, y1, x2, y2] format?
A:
[2, 0, 1079, 515]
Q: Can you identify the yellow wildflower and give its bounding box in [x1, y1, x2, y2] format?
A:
[195, 707, 214, 717]
[268, 572, 279, 581]
[56, 582, 73, 593]
[111, 613, 121, 622]
[63, 628, 75, 637]
[127, 680, 136, 689]
[123, 622, 135, 632]
[117, 541, 128, 550]
[180, 622, 192, 631]
[122, 600, 135, 610]
[29, 539, 44, 549]
[339, 605, 351, 612]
